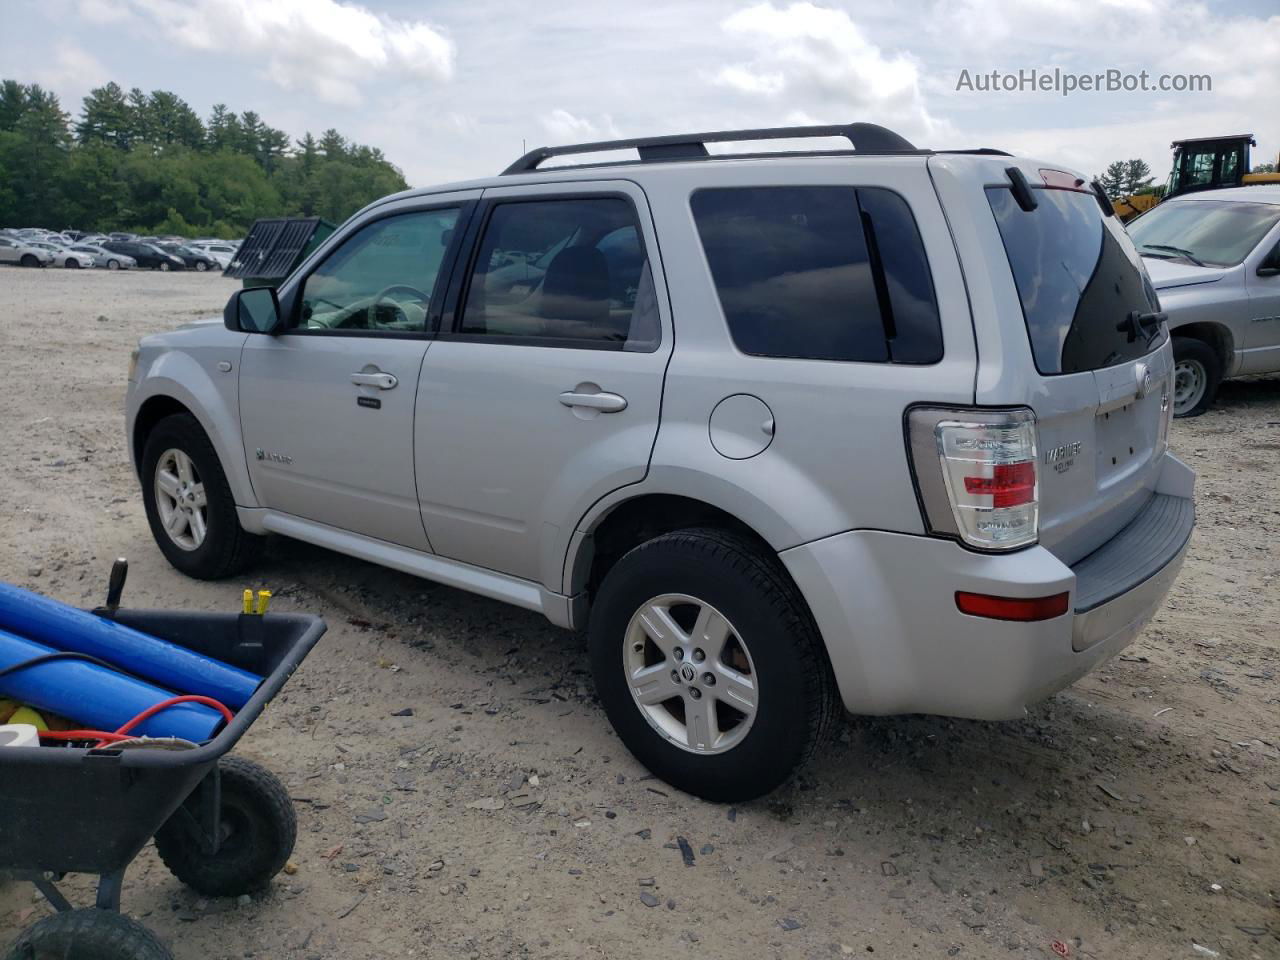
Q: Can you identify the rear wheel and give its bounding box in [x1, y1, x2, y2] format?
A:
[154, 756, 296, 897]
[19, 254, 38, 268]
[589, 528, 839, 802]
[1172, 336, 1220, 417]
[140, 412, 263, 579]
[3, 909, 172, 960]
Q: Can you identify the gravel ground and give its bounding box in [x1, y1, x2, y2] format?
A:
[0, 268, 1276, 960]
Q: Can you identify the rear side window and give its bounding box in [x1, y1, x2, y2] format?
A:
[690, 186, 942, 363]
[987, 185, 1163, 375]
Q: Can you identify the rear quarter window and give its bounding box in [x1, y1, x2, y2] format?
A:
[690, 185, 942, 363]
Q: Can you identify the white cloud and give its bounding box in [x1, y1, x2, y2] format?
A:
[33, 41, 110, 101]
[116, 0, 454, 106]
[711, 2, 948, 144]
[539, 109, 619, 143]
[78, 0, 131, 23]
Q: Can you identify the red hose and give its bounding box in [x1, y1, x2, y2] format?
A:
[37, 695, 234, 748]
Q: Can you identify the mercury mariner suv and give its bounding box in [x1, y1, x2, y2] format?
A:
[126, 123, 1195, 801]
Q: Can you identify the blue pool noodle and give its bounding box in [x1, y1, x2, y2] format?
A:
[0, 583, 259, 709]
[0, 629, 224, 741]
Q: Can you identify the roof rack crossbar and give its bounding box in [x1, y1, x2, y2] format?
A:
[502, 122, 918, 175]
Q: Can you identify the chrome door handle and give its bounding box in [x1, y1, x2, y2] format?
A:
[351, 372, 398, 389]
[559, 390, 627, 413]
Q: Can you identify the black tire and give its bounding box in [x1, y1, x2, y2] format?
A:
[589, 527, 839, 802]
[3, 909, 173, 960]
[154, 756, 296, 897]
[140, 412, 263, 579]
[195, 260, 208, 272]
[19, 254, 38, 268]
[65, 259, 80, 269]
[1172, 336, 1221, 418]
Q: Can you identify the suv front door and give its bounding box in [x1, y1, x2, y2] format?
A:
[1243, 234, 1280, 373]
[414, 181, 672, 586]
[238, 193, 477, 549]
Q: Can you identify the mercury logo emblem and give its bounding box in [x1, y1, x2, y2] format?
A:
[1134, 362, 1152, 399]
[680, 664, 697, 683]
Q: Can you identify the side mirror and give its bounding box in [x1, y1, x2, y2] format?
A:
[225, 286, 282, 334]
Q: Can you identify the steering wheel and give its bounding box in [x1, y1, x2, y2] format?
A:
[367, 284, 430, 329]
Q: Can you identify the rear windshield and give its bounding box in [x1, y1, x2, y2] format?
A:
[987, 186, 1163, 375]
[1127, 199, 1280, 267]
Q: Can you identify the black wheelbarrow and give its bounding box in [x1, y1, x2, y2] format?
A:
[0, 575, 325, 960]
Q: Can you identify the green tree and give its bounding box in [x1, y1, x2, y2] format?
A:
[1122, 159, 1154, 196]
[148, 91, 205, 149]
[1254, 161, 1277, 174]
[76, 82, 132, 148]
[1097, 160, 1128, 200]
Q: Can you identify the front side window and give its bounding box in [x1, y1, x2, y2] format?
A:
[457, 197, 659, 350]
[299, 207, 460, 333]
[690, 185, 942, 363]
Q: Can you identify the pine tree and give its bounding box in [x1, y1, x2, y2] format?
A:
[318, 128, 347, 161]
[76, 82, 131, 148]
[1122, 159, 1154, 196]
[1097, 161, 1127, 200]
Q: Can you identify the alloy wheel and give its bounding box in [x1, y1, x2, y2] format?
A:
[623, 593, 758, 755]
[154, 448, 208, 551]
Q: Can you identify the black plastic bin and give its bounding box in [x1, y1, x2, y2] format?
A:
[0, 607, 326, 960]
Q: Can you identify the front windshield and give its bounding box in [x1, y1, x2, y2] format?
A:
[1128, 199, 1280, 267]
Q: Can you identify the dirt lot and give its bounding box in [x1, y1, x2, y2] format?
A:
[0, 268, 1276, 960]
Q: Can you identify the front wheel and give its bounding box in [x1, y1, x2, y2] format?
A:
[64, 259, 81, 269]
[3, 909, 173, 960]
[157, 261, 170, 271]
[140, 412, 263, 579]
[107, 258, 120, 270]
[19, 254, 38, 268]
[589, 528, 839, 802]
[154, 756, 297, 897]
[195, 261, 208, 272]
[1172, 336, 1221, 417]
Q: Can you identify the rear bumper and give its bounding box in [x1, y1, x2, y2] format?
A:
[782, 453, 1194, 720]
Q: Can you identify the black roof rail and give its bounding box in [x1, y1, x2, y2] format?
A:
[502, 122, 919, 175]
[936, 148, 1013, 157]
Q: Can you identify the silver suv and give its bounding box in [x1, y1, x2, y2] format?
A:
[126, 123, 1195, 801]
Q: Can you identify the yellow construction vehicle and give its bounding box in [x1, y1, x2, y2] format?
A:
[1113, 134, 1280, 221]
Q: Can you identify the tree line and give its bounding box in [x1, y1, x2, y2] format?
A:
[0, 80, 409, 237]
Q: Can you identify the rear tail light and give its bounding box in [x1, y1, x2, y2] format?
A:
[907, 407, 1039, 550]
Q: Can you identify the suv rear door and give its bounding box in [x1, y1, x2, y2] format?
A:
[413, 180, 672, 587]
[930, 156, 1173, 564]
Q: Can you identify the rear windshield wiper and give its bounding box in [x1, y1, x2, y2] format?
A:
[1141, 243, 1205, 267]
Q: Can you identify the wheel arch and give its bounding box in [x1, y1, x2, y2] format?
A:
[130, 369, 255, 507]
[1170, 320, 1234, 376]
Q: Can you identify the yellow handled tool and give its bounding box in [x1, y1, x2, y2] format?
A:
[242, 589, 253, 614]
[256, 590, 272, 615]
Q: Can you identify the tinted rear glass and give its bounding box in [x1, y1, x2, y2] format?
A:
[986, 186, 1163, 375]
[690, 186, 941, 363]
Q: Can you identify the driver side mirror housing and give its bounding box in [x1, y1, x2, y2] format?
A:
[224, 286, 282, 334]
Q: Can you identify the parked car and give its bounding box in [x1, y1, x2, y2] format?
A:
[69, 243, 137, 270]
[127, 123, 1195, 801]
[159, 243, 220, 272]
[1125, 185, 1280, 416]
[24, 241, 96, 269]
[108, 232, 138, 242]
[0, 236, 53, 267]
[102, 240, 186, 271]
[189, 242, 237, 269]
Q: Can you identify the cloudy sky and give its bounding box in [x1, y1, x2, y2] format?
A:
[5, 0, 1278, 186]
